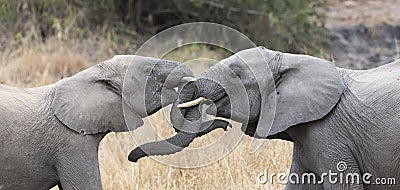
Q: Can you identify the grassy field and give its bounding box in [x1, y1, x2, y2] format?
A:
[0, 38, 293, 189]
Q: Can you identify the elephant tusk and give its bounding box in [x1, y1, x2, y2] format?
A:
[180, 77, 197, 83]
[177, 97, 208, 108]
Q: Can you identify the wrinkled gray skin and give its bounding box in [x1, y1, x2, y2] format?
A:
[132, 47, 400, 189]
[0, 55, 228, 190]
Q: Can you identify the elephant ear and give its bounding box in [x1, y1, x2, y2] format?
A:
[51, 61, 143, 135]
[253, 49, 345, 138]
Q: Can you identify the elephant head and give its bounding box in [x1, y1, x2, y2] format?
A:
[51, 55, 194, 135]
[129, 46, 345, 161]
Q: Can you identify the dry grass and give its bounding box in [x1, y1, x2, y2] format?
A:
[0, 38, 293, 189]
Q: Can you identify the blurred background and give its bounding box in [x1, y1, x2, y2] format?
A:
[0, 0, 399, 189]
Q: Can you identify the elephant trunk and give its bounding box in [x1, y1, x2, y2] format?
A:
[128, 103, 202, 162]
[128, 126, 199, 162]
[128, 79, 231, 162]
[128, 82, 200, 162]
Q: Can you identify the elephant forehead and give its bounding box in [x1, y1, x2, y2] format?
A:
[112, 55, 173, 69]
[219, 50, 274, 83]
[112, 54, 136, 61]
[221, 47, 273, 68]
[109, 55, 136, 68]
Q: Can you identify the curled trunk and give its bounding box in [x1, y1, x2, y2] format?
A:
[128, 82, 230, 162]
[128, 118, 230, 162]
[128, 80, 231, 162]
[128, 81, 197, 162]
[128, 119, 199, 162]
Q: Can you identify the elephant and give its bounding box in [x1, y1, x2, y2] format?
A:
[129, 47, 400, 189]
[0, 55, 229, 190]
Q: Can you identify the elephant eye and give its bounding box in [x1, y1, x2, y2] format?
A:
[230, 71, 239, 79]
[98, 79, 120, 95]
[230, 67, 241, 78]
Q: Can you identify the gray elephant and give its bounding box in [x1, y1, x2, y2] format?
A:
[0, 55, 229, 190]
[130, 47, 400, 189]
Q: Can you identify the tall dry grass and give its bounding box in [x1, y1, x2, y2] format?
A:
[0, 38, 293, 189]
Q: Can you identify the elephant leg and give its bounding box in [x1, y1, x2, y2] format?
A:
[311, 149, 364, 189]
[286, 143, 323, 190]
[55, 135, 103, 190]
[56, 151, 102, 189]
[287, 124, 365, 190]
[319, 160, 364, 190]
[286, 173, 324, 190]
[289, 144, 364, 189]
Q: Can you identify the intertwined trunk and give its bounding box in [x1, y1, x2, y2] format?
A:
[128, 77, 229, 162]
[128, 82, 201, 162]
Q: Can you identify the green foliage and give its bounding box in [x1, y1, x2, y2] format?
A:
[0, 0, 328, 56]
[269, 0, 328, 54]
[196, 0, 328, 55]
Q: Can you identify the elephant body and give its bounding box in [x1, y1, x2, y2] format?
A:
[0, 55, 196, 189]
[0, 84, 104, 189]
[286, 62, 400, 189]
[130, 47, 400, 189]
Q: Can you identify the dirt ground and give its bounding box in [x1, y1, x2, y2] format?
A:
[325, 0, 400, 69]
[326, 0, 400, 28]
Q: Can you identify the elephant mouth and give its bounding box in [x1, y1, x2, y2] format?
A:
[176, 78, 232, 119]
[177, 92, 232, 121]
[178, 91, 228, 109]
